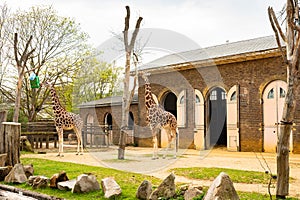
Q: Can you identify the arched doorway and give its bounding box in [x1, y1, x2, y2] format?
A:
[206, 87, 227, 148]
[104, 113, 113, 145]
[104, 113, 112, 130]
[164, 92, 177, 118]
[160, 92, 177, 147]
[85, 114, 94, 145]
[263, 80, 293, 152]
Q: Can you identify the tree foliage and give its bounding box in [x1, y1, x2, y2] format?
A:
[0, 5, 90, 121]
[73, 50, 122, 108]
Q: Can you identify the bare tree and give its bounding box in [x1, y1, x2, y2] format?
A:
[118, 6, 143, 159]
[268, 1, 300, 198]
[13, 33, 35, 122]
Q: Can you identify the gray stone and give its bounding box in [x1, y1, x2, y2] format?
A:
[101, 177, 122, 198]
[72, 174, 100, 193]
[204, 172, 240, 200]
[149, 173, 176, 200]
[184, 186, 203, 200]
[23, 164, 34, 178]
[27, 175, 38, 186]
[4, 163, 27, 183]
[32, 176, 49, 189]
[136, 180, 152, 200]
[58, 179, 76, 191]
[0, 166, 12, 181]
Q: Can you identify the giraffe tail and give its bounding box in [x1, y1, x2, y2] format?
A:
[175, 128, 179, 152]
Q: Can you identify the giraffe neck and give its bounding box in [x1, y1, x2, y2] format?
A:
[144, 83, 156, 111]
[49, 86, 66, 115]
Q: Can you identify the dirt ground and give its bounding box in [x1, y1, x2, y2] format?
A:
[22, 145, 300, 198]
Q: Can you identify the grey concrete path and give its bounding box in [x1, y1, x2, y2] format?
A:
[22, 145, 300, 198]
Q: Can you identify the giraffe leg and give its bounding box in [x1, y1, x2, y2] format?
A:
[74, 127, 83, 155]
[163, 129, 171, 159]
[57, 128, 64, 157]
[152, 129, 159, 160]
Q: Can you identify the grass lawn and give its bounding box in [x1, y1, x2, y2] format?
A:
[170, 167, 273, 184]
[0, 158, 297, 199]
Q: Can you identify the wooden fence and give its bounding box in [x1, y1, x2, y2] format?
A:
[82, 124, 111, 148]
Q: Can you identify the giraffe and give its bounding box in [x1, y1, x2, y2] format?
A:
[141, 72, 179, 159]
[44, 82, 84, 156]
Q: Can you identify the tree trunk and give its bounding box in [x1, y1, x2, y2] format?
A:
[3, 122, 21, 166]
[118, 52, 131, 160]
[13, 75, 23, 122]
[117, 6, 143, 160]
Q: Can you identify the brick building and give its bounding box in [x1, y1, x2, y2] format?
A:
[79, 36, 300, 153]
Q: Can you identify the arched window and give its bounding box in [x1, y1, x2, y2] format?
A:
[195, 89, 204, 128]
[177, 90, 186, 127]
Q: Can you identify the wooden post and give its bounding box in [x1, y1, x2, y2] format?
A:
[2, 122, 21, 166]
[0, 111, 7, 154]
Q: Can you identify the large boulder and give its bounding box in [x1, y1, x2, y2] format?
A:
[49, 171, 69, 188]
[72, 174, 100, 193]
[32, 176, 49, 189]
[204, 172, 240, 200]
[149, 173, 176, 200]
[4, 163, 27, 183]
[23, 164, 34, 178]
[101, 177, 122, 198]
[136, 180, 152, 200]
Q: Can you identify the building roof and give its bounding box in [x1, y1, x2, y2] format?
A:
[80, 35, 283, 109]
[139, 35, 283, 71]
[79, 94, 139, 108]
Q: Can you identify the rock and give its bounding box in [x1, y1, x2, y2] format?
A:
[136, 180, 152, 200]
[149, 173, 176, 200]
[203, 172, 240, 200]
[101, 177, 122, 198]
[0, 166, 12, 181]
[23, 164, 34, 178]
[4, 163, 27, 183]
[20, 136, 34, 152]
[32, 176, 49, 189]
[184, 186, 204, 200]
[49, 171, 69, 188]
[27, 175, 37, 186]
[72, 174, 100, 193]
[58, 179, 76, 191]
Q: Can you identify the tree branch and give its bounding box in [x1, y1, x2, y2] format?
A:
[123, 6, 130, 52]
[268, 7, 287, 64]
[129, 17, 143, 52]
[269, 7, 286, 42]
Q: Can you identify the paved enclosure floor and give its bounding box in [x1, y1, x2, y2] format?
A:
[22, 145, 300, 198]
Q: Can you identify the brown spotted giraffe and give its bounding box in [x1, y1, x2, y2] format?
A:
[141, 72, 179, 159]
[45, 82, 84, 156]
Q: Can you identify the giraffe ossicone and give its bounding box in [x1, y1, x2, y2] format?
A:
[140, 71, 179, 159]
[44, 82, 84, 156]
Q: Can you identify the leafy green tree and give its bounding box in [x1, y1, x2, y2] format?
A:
[0, 5, 90, 121]
[73, 50, 122, 108]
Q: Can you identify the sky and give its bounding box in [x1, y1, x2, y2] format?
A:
[3, 0, 285, 50]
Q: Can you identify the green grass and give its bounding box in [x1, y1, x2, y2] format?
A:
[0, 158, 298, 199]
[16, 158, 161, 200]
[171, 167, 275, 184]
